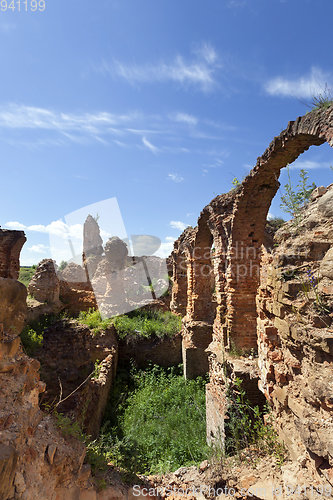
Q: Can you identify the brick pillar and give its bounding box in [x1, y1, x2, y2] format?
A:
[0, 230, 26, 280]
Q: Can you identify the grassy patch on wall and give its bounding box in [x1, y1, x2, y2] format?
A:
[78, 308, 182, 340]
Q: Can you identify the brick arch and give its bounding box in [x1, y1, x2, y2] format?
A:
[210, 107, 332, 350]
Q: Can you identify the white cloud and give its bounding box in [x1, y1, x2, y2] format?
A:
[4, 220, 83, 240]
[100, 43, 219, 92]
[4, 221, 26, 230]
[264, 67, 330, 99]
[168, 173, 184, 183]
[154, 240, 175, 259]
[28, 244, 49, 254]
[170, 221, 187, 231]
[142, 136, 160, 154]
[165, 236, 175, 242]
[172, 113, 198, 125]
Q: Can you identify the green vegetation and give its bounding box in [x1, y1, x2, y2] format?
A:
[20, 314, 57, 356]
[311, 83, 333, 111]
[88, 363, 209, 475]
[85, 366, 285, 478]
[225, 377, 285, 466]
[231, 177, 241, 189]
[78, 308, 182, 340]
[18, 266, 36, 287]
[266, 216, 285, 236]
[280, 166, 316, 226]
[58, 260, 68, 272]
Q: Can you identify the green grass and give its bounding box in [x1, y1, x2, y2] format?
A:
[78, 308, 182, 340]
[20, 314, 58, 356]
[88, 363, 209, 475]
[18, 266, 36, 287]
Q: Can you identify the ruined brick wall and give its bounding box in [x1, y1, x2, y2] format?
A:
[256, 189, 333, 480]
[0, 229, 26, 280]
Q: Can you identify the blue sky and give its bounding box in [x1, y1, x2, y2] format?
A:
[1, 0, 333, 265]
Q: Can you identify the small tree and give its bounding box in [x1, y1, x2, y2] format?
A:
[280, 166, 316, 226]
[58, 260, 68, 272]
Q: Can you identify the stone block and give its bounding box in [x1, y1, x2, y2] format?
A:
[272, 386, 288, 408]
[310, 185, 327, 200]
[272, 301, 285, 318]
[1, 335, 21, 357]
[288, 396, 304, 419]
[274, 317, 289, 338]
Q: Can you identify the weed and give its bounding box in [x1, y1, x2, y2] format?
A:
[310, 83, 333, 111]
[92, 359, 102, 380]
[20, 314, 58, 356]
[225, 378, 285, 466]
[280, 166, 316, 229]
[231, 177, 241, 189]
[300, 268, 331, 314]
[228, 339, 243, 357]
[54, 411, 85, 441]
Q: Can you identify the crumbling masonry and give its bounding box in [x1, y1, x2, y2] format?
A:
[171, 106, 333, 480]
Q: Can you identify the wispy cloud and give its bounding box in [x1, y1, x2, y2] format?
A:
[194, 42, 218, 64]
[98, 42, 219, 92]
[142, 136, 160, 154]
[168, 173, 184, 183]
[264, 67, 330, 99]
[0, 103, 128, 132]
[170, 221, 187, 231]
[0, 23, 16, 33]
[0, 102, 235, 159]
[288, 160, 332, 170]
[171, 112, 198, 125]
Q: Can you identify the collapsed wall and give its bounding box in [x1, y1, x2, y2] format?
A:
[256, 188, 333, 482]
[0, 232, 95, 500]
